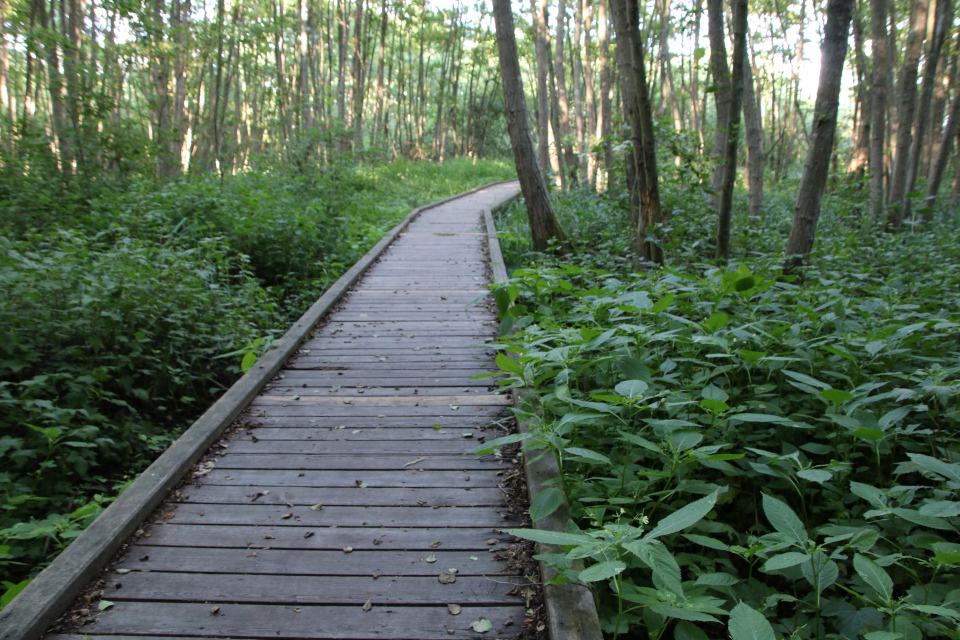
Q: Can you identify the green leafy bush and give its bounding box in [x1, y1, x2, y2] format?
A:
[490, 189, 960, 639]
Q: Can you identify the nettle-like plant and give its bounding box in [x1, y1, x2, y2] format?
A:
[481, 259, 960, 639]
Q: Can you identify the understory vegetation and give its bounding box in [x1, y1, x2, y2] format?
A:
[487, 173, 960, 639]
[0, 156, 513, 600]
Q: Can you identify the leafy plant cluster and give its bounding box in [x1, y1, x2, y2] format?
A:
[486, 188, 960, 639]
[0, 155, 513, 599]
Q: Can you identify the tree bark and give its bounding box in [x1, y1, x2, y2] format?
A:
[707, 0, 732, 205]
[743, 55, 764, 220]
[491, 0, 569, 253]
[0, 0, 9, 122]
[351, 0, 366, 151]
[869, 0, 888, 218]
[887, 0, 929, 224]
[784, 0, 855, 265]
[554, 0, 577, 183]
[924, 58, 960, 212]
[573, 0, 587, 184]
[609, 0, 665, 264]
[847, 0, 870, 175]
[715, 0, 747, 260]
[533, 0, 550, 170]
[905, 0, 952, 198]
[597, 0, 613, 189]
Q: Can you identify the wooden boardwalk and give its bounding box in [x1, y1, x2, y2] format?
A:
[48, 183, 528, 640]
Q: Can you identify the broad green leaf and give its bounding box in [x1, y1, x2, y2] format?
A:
[241, 350, 257, 373]
[878, 406, 911, 430]
[820, 388, 853, 405]
[918, 501, 960, 518]
[668, 431, 703, 452]
[734, 276, 756, 291]
[762, 494, 808, 544]
[495, 352, 522, 375]
[696, 572, 739, 586]
[908, 454, 960, 483]
[500, 528, 594, 547]
[849, 482, 887, 508]
[853, 427, 886, 442]
[638, 541, 684, 597]
[797, 469, 832, 484]
[730, 413, 794, 424]
[728, 602, 775, 640]
[801, 551, 838, 595]
[529, 487, 564, 522]
[864, 632, 903, 640]
[652, 292, 674, 313]
[468, 432, 530, 455]
[614, 379, 649, 399]
[702, 312, 730, 333]
[682, 534, 730, 551]
[579, 560, 626, 583]
[564, 447, 611, 464]
[644, 490, 719, 540]
[783, 370, 830, 390]
[762, 552, 811, 572]
[907, 604, 960, 620]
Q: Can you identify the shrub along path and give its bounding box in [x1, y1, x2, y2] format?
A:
[47, 182, 529, 639]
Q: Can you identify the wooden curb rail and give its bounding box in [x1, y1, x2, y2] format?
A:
[0, 179, 520, 640]
[482, 204, 604, 640]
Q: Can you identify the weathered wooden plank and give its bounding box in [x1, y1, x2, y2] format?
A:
[181, 484, 503, 507]
[136, 524, 513, 550]
[164, 504, 521, 528]
[247, 406, 505, 418]
[271, 376, 498, 387]
[239, 417, 501, 429]
[74, 602, 526, 639]
[251, 394, 509, 407]
[231, 427, 502, 441]
[199, 469, 504, 488]
[224, 439, 494, 455]
[260, 388, 500, 398]
[215, 454, 506, 471]
[101, 573, 524, 605]
[117, 546, 518, 575]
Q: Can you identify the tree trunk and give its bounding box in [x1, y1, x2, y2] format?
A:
[554, 0, 577, 183]
[351, 0, 366, 151]
[534, 0, 550, 170]
[573, 0, 587, 184]
[743, 56, 764, 220]
[491, 0, 569, 253]
[299, 0, 312, 132]
[847, 0, 870, 175]
[172, 0, 190, 173]
[597, 0, 613, 189]
[870, 0, 888, 218]
[905, 0, 952, 198]
[36, 0, 71, 177]
[784, 0, 855, 265]
[924, 59, 960, 213]
[373, 0, 387, 148]
[707, 0, 732, 205]
[715, 0, 747, 260]
[583, 0, 598, 187]
[336, 0, 349, 147]
[547, 48, 567, 189]
[609, 0, 665, 264]
[887, 0, 929, 224]
[0, 0, 8, 122]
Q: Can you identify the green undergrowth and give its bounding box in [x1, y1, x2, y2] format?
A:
[0, 156, 514, 600]
[485, 185, 960, 639]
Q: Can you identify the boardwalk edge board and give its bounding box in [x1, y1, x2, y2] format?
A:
[0, 179, 519, 640]
[483, 204, 605, 640]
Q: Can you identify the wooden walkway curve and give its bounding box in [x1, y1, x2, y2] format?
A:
[47, 182, 528, 640]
